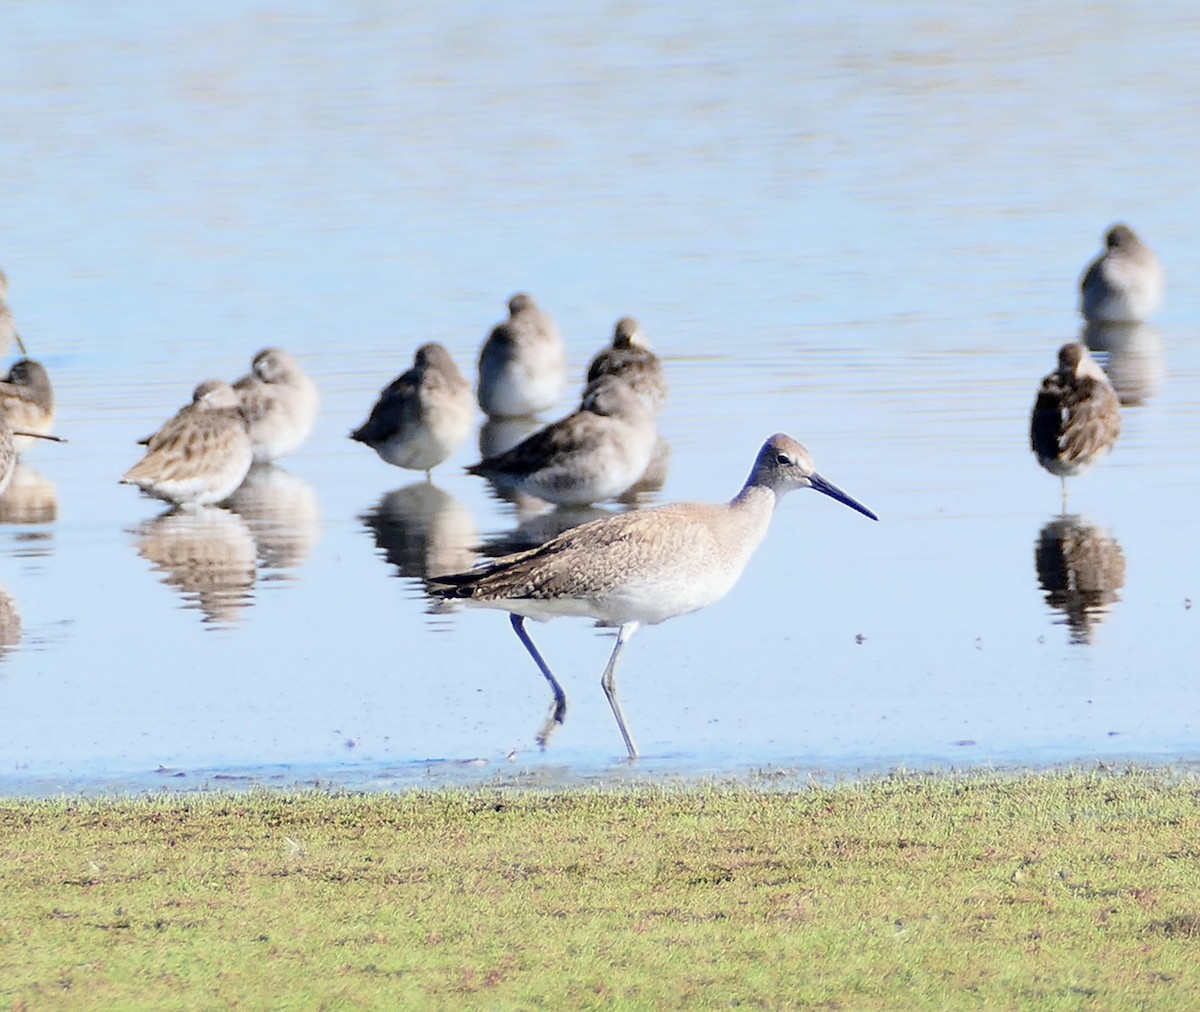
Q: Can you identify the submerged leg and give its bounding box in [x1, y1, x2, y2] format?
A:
[509, 613, 568, 747]
[600, 621, 640, 759]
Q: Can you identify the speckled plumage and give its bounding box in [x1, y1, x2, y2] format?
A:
[1030, 342, 1121, 483]
[351, 343, 473, 475]
[467, 376, 657, 506]
[1080, 224, 1164, 324]
[476, 293, 567, 418]
[585, 317, 667, 414]
[0, 359, 54, 454]
[122, 380, 253, 507]
[233, 348, 319, 462]
[432, 433, 878, 757]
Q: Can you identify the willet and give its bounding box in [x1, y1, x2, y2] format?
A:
[233, 347, 319, 462]
[121, 380, 253, 507]
[0, 359, 55, 454]
[351, 343, 473, 476]
[0, 270, 29, 356]
[585, 317, 667, 414]
[1080, 224, 1164, 324]
[477, 293, 567, 418]
[1030, 342, 1121, 500]
[466, 374, 658, 507]
[431, 433, 878, 758]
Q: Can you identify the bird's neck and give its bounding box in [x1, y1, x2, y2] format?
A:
[731, 482, 779, 519]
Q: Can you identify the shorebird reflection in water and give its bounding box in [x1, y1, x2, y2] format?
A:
[1030, 342, 1121, 503]
[430, 433, 878, 758]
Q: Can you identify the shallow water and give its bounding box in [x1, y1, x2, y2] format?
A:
[1, 2, 1198, 794]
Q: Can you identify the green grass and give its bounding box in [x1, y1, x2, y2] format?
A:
[2, 770, 1200, 1008]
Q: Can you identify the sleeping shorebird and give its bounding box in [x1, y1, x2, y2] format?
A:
[232, 347, 319, 463]
[121, 380, 253, 508]
[584, 317, 667, 415]
[476, 293, 567, 419]
[431, 433, 877, 758]
[466, 375, 658, 507]
[351, 343, 473, 477]
[1080, 224, 1164, 324]
[0, 359, 54, 454]
[1030, 342, 1121, 501]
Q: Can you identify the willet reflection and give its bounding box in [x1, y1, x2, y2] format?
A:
[1083, 322, 1165, 407]
[1035, 514, 1126, 645]
[359, 481, 478, 584]
[0, 583, 21, 651]
[225, 464, 321, 576]
[481, 504, 616, 558]
[132, 506, 257, 625]
[0, 463, 58, 525]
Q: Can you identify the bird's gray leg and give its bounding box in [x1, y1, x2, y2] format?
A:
[600, 621, 640, 759]
[509, 614, 568, 747]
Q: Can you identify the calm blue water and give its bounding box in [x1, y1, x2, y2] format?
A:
[0, 2, 1197, 794]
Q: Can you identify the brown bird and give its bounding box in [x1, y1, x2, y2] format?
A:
[1030, 342, 1121, 501]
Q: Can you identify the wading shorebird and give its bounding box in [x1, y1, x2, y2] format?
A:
[467, 375, 658, 507]
[121, 380, 253, 508]
[431, 433, 878, 758]
[233, 347, 319, 463]
[351, 343, 473, 477]
[0, 359, 55, 454]
[584, 317, 667, 415]
[476, 293, 567, 419]
[1030, 342, 1121, 502]
[1080, 224, 1164, 324]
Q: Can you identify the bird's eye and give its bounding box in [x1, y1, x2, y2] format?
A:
[775, 452, 792, 465]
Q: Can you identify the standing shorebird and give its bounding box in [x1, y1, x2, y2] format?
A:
[121, 380, 253, 507]
[232, 347, 319, 463]
[351, 343, 473, 477]
[467, 375, 658, 507]
[0, 270, 29, 357]
[431, 433, 878, 758]
[476, 293, 567, 419]
[0, 359, 55, 454]
[585, 317, 667, 414]
[1080, 224, 1164, 324]
[1030, 342, 1121, 500]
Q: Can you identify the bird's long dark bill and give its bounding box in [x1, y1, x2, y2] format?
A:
[810, 472, 878, 521]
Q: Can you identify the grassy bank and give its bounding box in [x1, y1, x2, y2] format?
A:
[2, 770, 1199, 1008]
